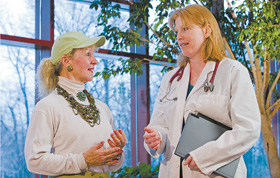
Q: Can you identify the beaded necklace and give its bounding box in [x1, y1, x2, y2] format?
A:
[56, 85, 100, 127]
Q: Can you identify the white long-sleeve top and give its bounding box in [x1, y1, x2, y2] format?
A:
[144, 58, 261, 178]
[24, 76, 124, 176]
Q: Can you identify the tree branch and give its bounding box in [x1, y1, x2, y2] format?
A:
[226, 0, 241, 29]
[225, 0, 255, 83]
[143, 58, 175, 68]
[269, 98, 280, 119]
[145, 22, 175, 47]
[266, 69, 280, 108]
[128, 28, 152, 44]
[260, 48, 270, 114]
[223, 36, 236, 60]
[262, 46, 270, 100]
[244, 40, 258, 91]
[254, 55, 263, 103]
[128, 23, 178, 51]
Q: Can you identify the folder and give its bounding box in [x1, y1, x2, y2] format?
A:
[175, 113, 240, 178]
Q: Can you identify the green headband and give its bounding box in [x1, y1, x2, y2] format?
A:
[50, 32, 106, 64]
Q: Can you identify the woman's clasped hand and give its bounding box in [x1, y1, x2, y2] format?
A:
[83, 141, 123, 166]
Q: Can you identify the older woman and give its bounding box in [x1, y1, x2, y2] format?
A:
[143, 4, 261, 178]
[25, 32, 127, 178]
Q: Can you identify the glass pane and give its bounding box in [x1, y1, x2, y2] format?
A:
[244, 136, 271, 178]
[85, 57, 131, 167]
[148, 0, 161, 56]
[0, 45, 35, 178]
[54, 0, 130, 52]
[149, 64, 165, 169]
[0, 0, 35, 38]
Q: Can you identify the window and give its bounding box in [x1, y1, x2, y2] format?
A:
[0, 0, 35, 38]
[1, 45, 36, 178]
[1, 0, 37, 177]
[1, 0, 279, 177]
[86, 57, 131, 167]
[149, 63, 164, 168]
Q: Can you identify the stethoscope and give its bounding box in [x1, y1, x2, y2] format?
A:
[159, 61, 220, 102]
[159, 66, 184, 102]
[203, 60, 220, 92]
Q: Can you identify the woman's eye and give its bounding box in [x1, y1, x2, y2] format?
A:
[183, 27, 188, 31]
[86, 53, 90, 56]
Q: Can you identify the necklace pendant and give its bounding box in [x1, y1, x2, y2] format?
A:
[77, 91, 86, 101]
[56, 85, 101, 128]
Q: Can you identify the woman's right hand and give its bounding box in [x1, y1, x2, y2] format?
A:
[143, 127, 161, 150]
[83, 141, 123, 166]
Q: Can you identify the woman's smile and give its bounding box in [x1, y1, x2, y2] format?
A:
[180, 42, 189, 47]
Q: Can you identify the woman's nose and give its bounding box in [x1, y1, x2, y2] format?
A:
[91, 55, 98, 65]
[177, 31, 183, 41]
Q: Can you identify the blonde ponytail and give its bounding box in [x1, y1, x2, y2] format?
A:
[36, 58, 61, 97]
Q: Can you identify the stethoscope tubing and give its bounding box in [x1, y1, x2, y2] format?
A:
[160, 61, 220, 102]
[169, 66, 185, 84]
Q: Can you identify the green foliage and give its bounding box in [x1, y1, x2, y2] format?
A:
[110, 163, 159, 178]
[94, 58, 143, 80]
[232, 1, 280, 62]
[90, 0, 280, 102]
[221, 0, 280, 100]
[89, 1, 280, 175]
[90, 0, 121, 25]
[90, 0, 188, 78]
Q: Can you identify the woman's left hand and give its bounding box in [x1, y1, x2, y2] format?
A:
[107, 129, 127, 149]
[183, 155, 203, 173]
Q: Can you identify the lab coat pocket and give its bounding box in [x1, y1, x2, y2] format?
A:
[196, 95, 230, 126]
[163, 97, 177, 125]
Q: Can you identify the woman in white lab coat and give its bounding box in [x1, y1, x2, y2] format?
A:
[143, 4, 261, 178]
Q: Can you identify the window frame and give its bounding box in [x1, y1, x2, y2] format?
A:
[1, 0, 279, 177]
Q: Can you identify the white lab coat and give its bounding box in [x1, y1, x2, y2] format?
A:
[144, 58, 261, 178]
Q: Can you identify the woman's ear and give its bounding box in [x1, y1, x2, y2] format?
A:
[60, 55, 70, 67]
[204, 24, 212, 38]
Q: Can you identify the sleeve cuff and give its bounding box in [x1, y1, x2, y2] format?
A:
[77, 153, 88, 171]
[190, 152, 213, 176]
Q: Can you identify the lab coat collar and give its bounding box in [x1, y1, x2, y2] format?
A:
[173, 64, 190, 140]
[176, 64, 190, 105]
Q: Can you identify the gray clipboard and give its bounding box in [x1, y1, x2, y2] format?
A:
[174, 113, 240, 178]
